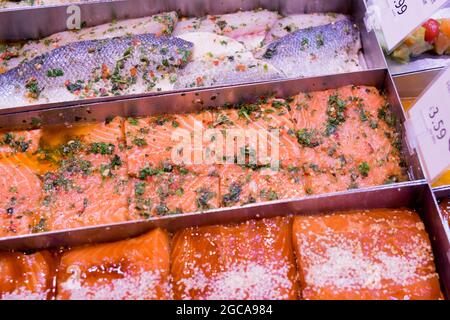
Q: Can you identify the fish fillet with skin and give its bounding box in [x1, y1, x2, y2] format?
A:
[0, 33, 193, 107]
[0, 251, 57, 300]
[174, 9, 279, 51]
[57, 228, 171, 300]
[174, 32, 283, 89]
[263, 13, 348, 44]
[171, 216, 298, 300]
[258, 19, 362, 78]
[0, 12, 179, 73]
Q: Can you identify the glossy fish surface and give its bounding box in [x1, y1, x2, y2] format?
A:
[292, 209, 443, 300]
[57, 228, 171, 300]
[171, 216, 298, 300]
[0, 34, 193, 107]
[258, 19, 362, 78]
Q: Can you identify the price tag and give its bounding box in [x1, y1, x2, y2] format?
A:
[408, 66, 450, 182]
[371, 0, 448, 52]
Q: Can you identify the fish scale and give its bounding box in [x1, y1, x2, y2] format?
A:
[0, 34, 193, 107]
[258, 19, 362, 78]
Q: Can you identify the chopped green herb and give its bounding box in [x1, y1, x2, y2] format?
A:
[358, 162, 370, 177]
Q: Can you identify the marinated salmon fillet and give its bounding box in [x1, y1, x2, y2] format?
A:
[57, 228, 171, 300]
[0, 129, 42, 155]
[171, 217, 298, 300]
[0, 85, 407, 237]
[130, 168, 220, 218]
[288, 85, 406, 194]
[210, 99, 300, 168]
[39, 117, 132, 231]
[125, 112, 215, 176]
[0, 251, 57, 300]
[292, 209, 443, 300]
[0, 157, 44, 237]
[219, 164, 305, 207]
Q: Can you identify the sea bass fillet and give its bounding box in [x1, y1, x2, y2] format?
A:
[0, 33, 193, 107]
[0, 12, 179, 73]
[258, 19, 362, 78]
[263, 13, 348, 44]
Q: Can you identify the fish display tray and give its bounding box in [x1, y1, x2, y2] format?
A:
[393, 68, 441, 98]
[1, 70, 448, 299]
[435, 186, 450, 200]
[0, 0, 448, 300]
[0, 0, 387, 114]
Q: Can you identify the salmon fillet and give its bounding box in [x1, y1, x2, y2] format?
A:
[129, 169, 220, 218]
[210, 99, 300, 168]
[39, 117, 132, 231]
[171, 217, 298, 300]
[0, 129, 42, 155]
[219, 164, 305, 207]
[0, 157, 44, 237]
[125, 112, 215, 176]
[0, 251, 57, 300]
[292, 209, 443, 300]
[57, 228, 171, 300]
[288, 85, 406, 193]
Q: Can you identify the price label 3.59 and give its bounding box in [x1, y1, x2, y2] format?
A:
[372, 0, 448, 51]
[408, 66, 450, 183]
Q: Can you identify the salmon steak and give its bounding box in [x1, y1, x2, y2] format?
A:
[0, 251, 57, 300]
[171, 216, 298, 300]
[57, 228, 171, 300]
[292, 209, 443, 300]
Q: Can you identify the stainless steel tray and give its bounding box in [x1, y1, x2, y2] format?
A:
[0, 69, 428, 247]
[393, 68, 441, 98]
[0, 0, 447, 299]
[0, 0, 386, 113]
[435, 186, 450, 199]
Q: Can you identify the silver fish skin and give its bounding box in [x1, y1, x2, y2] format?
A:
[0, 34, 193, 107]
[257, 19, 362, 79]
[174, 55, 284, 89]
